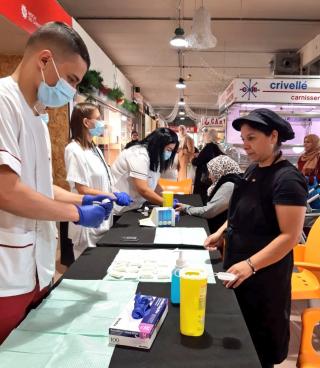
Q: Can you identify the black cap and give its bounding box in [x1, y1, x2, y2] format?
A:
[232, 108, 295, 142]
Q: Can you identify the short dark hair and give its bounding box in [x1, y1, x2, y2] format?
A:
[26, 22, 90, 68]
[70, 102, 98, 149]
[139, 128, 179, 173]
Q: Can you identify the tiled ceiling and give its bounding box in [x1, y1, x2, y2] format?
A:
[58, 0, 320, 111]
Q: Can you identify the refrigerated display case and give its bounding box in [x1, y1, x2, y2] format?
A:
[218, 77, 320, 168]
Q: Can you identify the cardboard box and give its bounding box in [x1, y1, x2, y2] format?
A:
[109, 295, 168, 349]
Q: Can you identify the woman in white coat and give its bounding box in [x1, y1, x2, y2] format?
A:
[112, 128, 179, 215]
[65, 102, 131, 258]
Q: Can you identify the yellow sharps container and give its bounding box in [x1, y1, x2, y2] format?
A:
[180, 267, 208, 336]
[162, 191, 174, 207]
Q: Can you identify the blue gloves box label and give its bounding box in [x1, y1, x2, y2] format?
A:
[109, 295, 168, 349]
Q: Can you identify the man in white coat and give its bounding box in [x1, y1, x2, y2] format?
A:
[0, 22, 113, 343]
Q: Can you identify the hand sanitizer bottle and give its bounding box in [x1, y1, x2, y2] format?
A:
[170, 251, 186, 304]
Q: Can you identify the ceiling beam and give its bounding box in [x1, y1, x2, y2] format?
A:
[77, 16, 320, 23]
[121, 65, 270, 69]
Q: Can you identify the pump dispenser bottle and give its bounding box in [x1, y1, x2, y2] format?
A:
[170, 251, 186, 304]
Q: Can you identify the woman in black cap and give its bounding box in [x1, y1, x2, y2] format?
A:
[204, 108, 307, 368]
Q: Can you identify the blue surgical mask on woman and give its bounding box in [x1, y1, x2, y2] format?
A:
[162, 150, 172, 161]
[89, 120, 105, 137]
[37, 58, 76, 108]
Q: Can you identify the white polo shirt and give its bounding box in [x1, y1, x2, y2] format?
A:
[65, 141, 113, 251]
[0, 76, 56, 296]
[111, 145, 160, 215]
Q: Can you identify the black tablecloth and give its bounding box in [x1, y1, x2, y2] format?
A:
[97, 194, 210, 248]
[63, 247, 261, 368]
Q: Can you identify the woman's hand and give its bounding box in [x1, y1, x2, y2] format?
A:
[175, 203, 189, 212]
[204, 231, 224, 251]
[224, 261, 253, 288]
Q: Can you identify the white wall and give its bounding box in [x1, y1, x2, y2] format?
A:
[72, 19, 132, 99]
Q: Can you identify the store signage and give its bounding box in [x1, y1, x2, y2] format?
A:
[0, 0, 72, 34]
[170, 126, 197, 133]
[218, 78, 320, 110]
[200, 116, 226, 129]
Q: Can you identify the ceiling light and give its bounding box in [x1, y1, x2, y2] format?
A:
[170, 27, 188, 48]
[178, 110, 185, 115]
[180, 117, 185, 120]
[178, 98, 185, 106]
[176, 77, 186, 89]
[186, 6, 217, 50]
[121, 115, 127, 121]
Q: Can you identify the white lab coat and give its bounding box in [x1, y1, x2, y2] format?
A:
[0, 77, 57, 296]
[111, 145, 160, 215]
[65, 141, 114, 258]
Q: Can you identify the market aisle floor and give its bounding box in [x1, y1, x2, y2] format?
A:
[54, 248, 310, 368]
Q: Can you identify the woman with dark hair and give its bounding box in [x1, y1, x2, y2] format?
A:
[111, 127, 179, 215]
[204, 109, 307, 368]
[192, 129, 225, 202]
[65, 102, 131, 258]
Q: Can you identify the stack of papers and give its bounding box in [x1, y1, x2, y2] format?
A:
[154, 227, 207, 246]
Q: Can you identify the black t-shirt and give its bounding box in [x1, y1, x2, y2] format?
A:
[228, 160, 307, 237]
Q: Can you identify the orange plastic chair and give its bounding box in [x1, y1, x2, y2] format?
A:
[297, 308, 320, 368]
[158, 178, 192, 194]
[292, 216, 320, 300]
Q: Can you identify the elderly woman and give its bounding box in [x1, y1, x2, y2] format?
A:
[176, 155, 241, 232]
[192, 129, 224, 202]
[297, 133, 320, 184]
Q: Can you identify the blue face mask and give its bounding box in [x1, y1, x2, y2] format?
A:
[40, 113, 49, 125]
[162, 150, 172, 161]
[89, 120, 105, 137]
[37, 58, 76, 108]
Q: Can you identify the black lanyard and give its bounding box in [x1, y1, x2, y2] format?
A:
[90, 143, 112, 185]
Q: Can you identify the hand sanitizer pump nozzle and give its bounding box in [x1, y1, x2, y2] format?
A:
[170, 251, 186, 304]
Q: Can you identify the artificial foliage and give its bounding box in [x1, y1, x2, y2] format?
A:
[107, 86, 124, 101]
[77, 69, 138, 115]
[122, 99, 139, 114]
[78, 69, 103, 94]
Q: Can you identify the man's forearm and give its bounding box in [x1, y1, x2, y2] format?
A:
[53, 185, 83, 205]
[1, 182, 79, 222]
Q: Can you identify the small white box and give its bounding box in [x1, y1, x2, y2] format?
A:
[109, 295, 168, 349]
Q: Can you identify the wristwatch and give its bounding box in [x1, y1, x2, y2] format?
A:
[246, 258, 256, 275]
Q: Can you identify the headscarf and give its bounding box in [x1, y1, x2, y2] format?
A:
[207, 155, 242, 196]
[299, 134, 320, 174]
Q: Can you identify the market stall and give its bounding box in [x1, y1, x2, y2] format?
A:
[218, 77, 320, 166]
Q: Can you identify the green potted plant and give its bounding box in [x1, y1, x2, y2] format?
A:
[78, 70, 104, 95]
[107, 87, 124, 101]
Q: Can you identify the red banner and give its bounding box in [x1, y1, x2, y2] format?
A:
[0, 0, 71, 34]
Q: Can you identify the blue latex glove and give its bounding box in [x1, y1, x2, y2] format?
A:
[113, 192, 133, 206]
[132, 293, 153, 319]
[101, 200, 113, 220]
[82, 194, 109, 206]
[173, 198, 179, 208]
[75, 201, 113, 228]
[74, 205, 106, 228]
